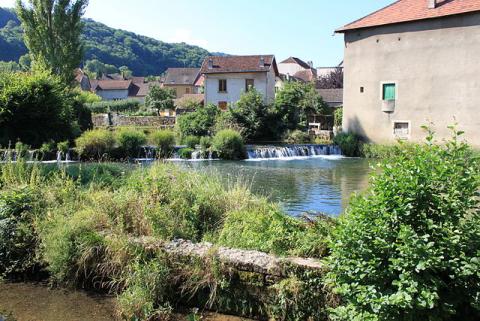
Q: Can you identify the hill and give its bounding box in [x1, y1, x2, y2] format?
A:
[0, 7, 217, 76]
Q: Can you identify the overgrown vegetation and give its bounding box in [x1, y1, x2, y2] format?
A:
[328, 128, 480, 321]
[0, 160, 332, 320]
[333, 132, 361, 157]
[211, 130, 245, 160]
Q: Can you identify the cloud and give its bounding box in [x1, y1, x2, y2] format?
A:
[0, 0, 16, 7]
[166, 28, 209, 49]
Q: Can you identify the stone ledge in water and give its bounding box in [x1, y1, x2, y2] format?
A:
[132, 237, 324, 277]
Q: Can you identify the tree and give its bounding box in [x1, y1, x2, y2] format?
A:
[274, 82, 330, 131]
[145, 85, 176, 116]
[0, 61, 21, 72]
[176, 104, 219, 137]
[317, 67, 343, 89]
[16, 0, 88, 84]
[0, 71, 78, 147]
[227, 88, 280, 141]
[119, 65, 132, 79]
[84, 59, 118, 79]
[18, 54, 31, 70]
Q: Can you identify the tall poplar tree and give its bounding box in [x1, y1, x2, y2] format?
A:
[16, 0, 88, 84]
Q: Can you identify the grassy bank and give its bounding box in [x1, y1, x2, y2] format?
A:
[0, 161, 333, 320]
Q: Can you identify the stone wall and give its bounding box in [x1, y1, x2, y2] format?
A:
[92, 113, 176, 129]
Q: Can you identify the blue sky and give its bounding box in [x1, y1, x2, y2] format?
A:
[0, 0, 393, 67]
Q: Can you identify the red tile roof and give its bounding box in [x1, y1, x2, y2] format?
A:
[336, 0, 480, 32]
[164, 68, 200, 85]
[200, 55, 279, 76]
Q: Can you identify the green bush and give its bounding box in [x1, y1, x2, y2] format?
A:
[56, 141, 69, 154]
[0, 187, 39, 277]
[285, 130, 311, 144]
[178, 147, 194, 160]
[183, 136, 200, 149]
[217, 204, 333, 258]
[116, 128, 147, 158]
[14, 142, 30, 159]
[327, 129, 480, 321]
[333, 132, 361, 157]
[0, 71, 78, 148]
[334, 108, 343, 128]
[149, 130, 176, 158]
[212, 130, 245, 160]
[176, 104, 219, 137]
[87, 99, 141, 114]
[361, 142, 418, 159]
[75, 129, 116, 160]
[199, 136, 211, 152]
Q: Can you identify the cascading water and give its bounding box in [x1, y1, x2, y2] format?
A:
[246, 144, 342, 160]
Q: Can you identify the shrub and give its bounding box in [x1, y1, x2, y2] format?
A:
[327, 128, 480, 321]
[149, 130, 175, 158]
[334, 108, 343, 128]
[178, 148, 194, 160]
[333, 132, 361, 157]
[0, 187, 39, 277]
[116, 128, 147, 158]
[183, 136, 200, 149]
[87, 99, 140, 114]
[15, 142, 30, 159]
[0, 71, 77, 148]
[176, 104, 219, 137]
[211, 130, 245, 160]
[217, 203, 333, 258]
[199, 136, 211, 151]
[361, 142, 418, 159]
[75, 129, 116, 160]
[285, 130, 311, 144]
[56, 141, 69, 154]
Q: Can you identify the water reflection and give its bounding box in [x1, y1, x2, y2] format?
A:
[183, 157, 371, 217]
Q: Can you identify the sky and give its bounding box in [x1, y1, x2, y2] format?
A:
[0, 0, 393, 67]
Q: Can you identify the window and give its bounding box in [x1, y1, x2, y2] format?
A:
[219, 79, 227, 93]
[185, 87, 191, 94]
[218, 101, 228, 111]
[393, 122, 410, 139]
[245, 79, 254, 92]
[360, 87, 364, 93]
[382, 83, 396, 101]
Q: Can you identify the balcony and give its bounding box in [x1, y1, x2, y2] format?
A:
[382, 99, 396, 113]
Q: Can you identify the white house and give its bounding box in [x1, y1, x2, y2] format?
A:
[278, 57, 317, 82]
[199, 55, 279, 109]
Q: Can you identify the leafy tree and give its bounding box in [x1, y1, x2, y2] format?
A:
[145, 85, 175, 116]
[84, 59, 118, 79]
[0, 71, 78, 147]
[227, 88, 281, 141]
[327, 128, 480, 321]
[18, 53, 31, 70]
[176, 103, 219, 137]
[0, 60, 21, 72]
[317, 67, 343, 89]
[119, 65, 132, 79]
[16, 0, 88, 84]
[275, 82, 330, 131]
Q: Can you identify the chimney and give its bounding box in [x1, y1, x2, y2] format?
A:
[427, 0, 437, 9]
[208, 58, 213, 69]
[259, 57, 265, 68]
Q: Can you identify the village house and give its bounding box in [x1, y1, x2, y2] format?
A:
[162, 68, 201, 98]
[277, 57, 317, 83]
[337, 0, 480, 146]
[86, 76, 158, 102]
[316, 62, 343, 79]
[200, 55, 279, 110]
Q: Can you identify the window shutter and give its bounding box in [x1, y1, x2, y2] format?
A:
[383, 84, 396, 100]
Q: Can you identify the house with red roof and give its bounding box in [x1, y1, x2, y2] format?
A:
[199, 55, 279, 110]
[337, 0, 480, 146]
[278, 57, 317, 83]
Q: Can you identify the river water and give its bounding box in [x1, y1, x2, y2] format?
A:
[181, 156, 371, 216]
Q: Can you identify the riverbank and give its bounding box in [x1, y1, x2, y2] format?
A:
[0, 283, 253, 321]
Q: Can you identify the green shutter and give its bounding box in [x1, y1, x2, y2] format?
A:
[383, 84, 396, 100]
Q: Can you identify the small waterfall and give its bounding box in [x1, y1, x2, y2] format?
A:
[65, 151, 71, 162]
[56, 151, 63, 163]
[247, 145, 342, 160]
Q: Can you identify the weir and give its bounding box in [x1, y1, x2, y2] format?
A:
[246, 144, 342, 160]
